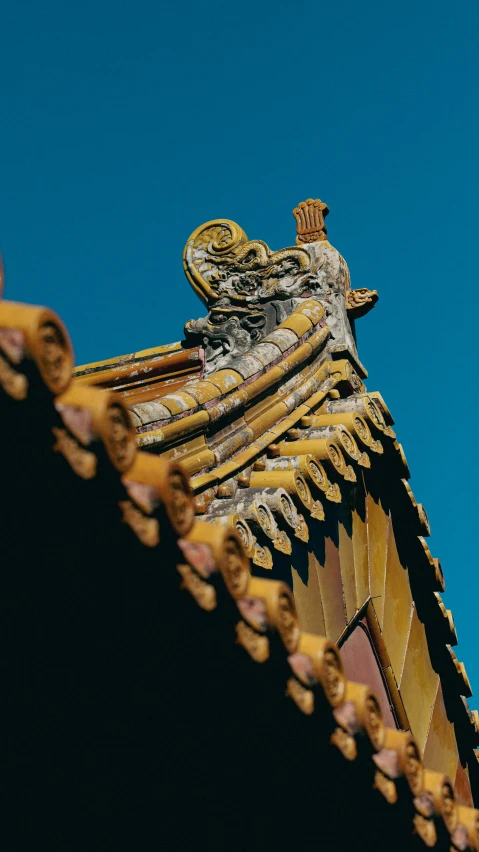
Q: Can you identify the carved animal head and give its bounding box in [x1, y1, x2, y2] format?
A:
[184, 303, 270, 372]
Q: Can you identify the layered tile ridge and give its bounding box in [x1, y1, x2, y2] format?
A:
[0, 199, 477, 846]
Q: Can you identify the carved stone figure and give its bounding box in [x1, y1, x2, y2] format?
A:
[184, 301, 280, 372]
[183, 200, 378, 374]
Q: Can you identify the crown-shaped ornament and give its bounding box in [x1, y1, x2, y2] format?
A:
[293, 198, 329, 245]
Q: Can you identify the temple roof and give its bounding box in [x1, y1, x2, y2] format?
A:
[0, 199, 478, 846]
[74, 340, 203, 402]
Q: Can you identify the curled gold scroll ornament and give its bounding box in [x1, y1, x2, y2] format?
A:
[343, 464, 357, 483]
[260, 489, 300, 530]
[280, 492, 295, 525]
[422, 770, 458, 836]
[251, 500, 277, 540]
[52, 427, 97, 479]
[344, 682, 385, 751]
[250, 469, 312, 509]
[326, 482, 342, 502]
[286, 676, 315, 715]
[183, 219, 248, 305]
[244, 577, 300, 654]
[0, 353, 28, 400]
[235, 619, 270, 663]
[294, 633, 345, 707]
[183, 218, 312, 306]
[364, 396, 387, 431]
[351, 414, 372, 445]
[252, 544, 273, 570]
[233, 516, 256, 557]
[334, 426, 358, 459]
[0, 301, 74, 395]
[295, 473, 313, 508]
[55, 384, 136, 473]
[101, 400, 135, 472]
[306, 457, 327, 488]
[413, 812, 437, 847]
[307, 411, 378, 452]
[122, 452, 194, 538]
[281, 438, 346, 476]
[330, 727, 357, 762]
[273, 530, 292, 555]
[310, 500, 325, 520]
[185, 520, 250, 599]
[119, 500, 160, 548]
[176, 562, 217, 612]
[374, 770, 398, 804]
[294, 514, 310, 543]
[383, 728, 424, 796]
[304, 455, 341, 502]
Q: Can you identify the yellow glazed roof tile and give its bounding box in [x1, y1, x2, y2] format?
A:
[3, 192, 479, 824]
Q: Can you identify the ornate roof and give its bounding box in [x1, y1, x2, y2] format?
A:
[0, 199, 478, 847]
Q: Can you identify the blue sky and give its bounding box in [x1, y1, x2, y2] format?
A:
[1, 2, 478, 692]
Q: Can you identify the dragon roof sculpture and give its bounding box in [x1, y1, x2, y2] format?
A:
[0, 196, 478, 847]
[67, 198, 479, 818]
[182, 199, 377, 374]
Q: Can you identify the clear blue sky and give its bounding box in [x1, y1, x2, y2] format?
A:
[1, 3, 478, 692]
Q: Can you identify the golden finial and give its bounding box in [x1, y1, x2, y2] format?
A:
[292, 198, 329, 245]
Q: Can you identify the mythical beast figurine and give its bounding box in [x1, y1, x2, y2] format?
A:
[183, 199, 378, 374]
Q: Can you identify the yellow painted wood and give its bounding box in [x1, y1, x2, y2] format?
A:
[352, 499, 369, 610]
[366, 492, 389, 626]
[423, 684, 459, 783]
[382, 665, 410, 731]
[382, 521, 414, 682]
[399, 608, 440, 752]
[315, 538, 347, 642]
[291, 551, 326, 636]
[338, 519, 357, 623]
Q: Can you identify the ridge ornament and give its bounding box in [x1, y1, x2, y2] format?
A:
[183, 199, 378, 374]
